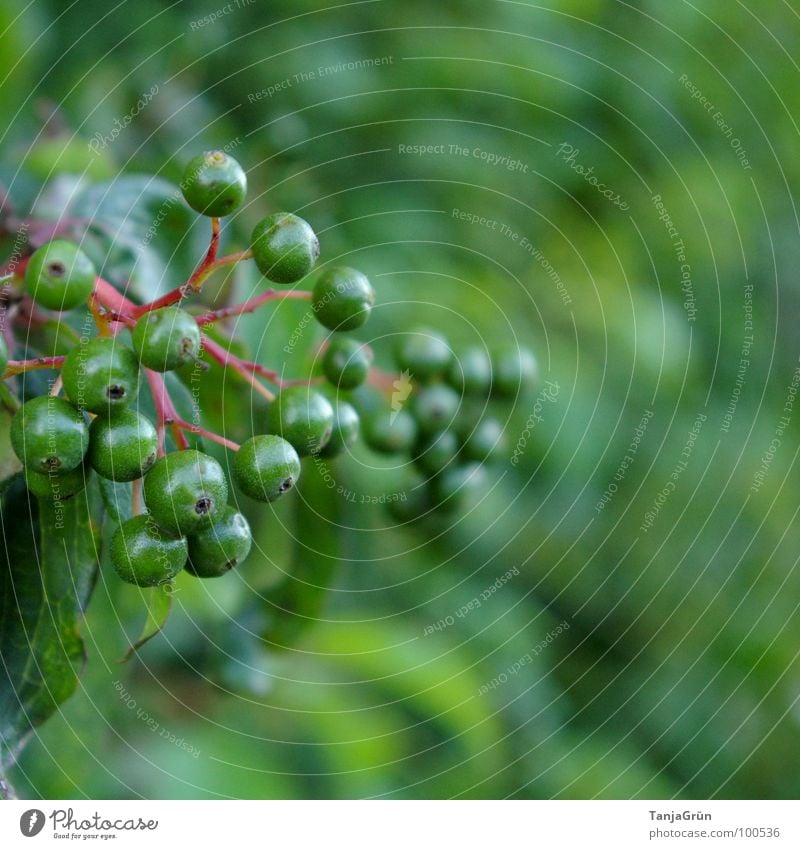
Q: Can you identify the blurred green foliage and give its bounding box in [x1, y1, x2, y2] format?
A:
[4, 0, 800, 798]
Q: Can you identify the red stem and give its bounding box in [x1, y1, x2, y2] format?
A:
[145, 370, 188, 454]
[201, 335, 275, 401]
[189, 216, 220, 283]
[173, 418, 240, 452]
[0, 260, 27, 280]
[196, 288, 312, 326]
[93, 276, 135, 315]
[3, 355, 66, 377]
[368, 367, 400, 394]
[132, 220, 253, 318]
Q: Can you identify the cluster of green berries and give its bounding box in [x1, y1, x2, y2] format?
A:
[7, 328, 251, 583]
[350, 329, 539, 519]
[7, 150, 379, 588]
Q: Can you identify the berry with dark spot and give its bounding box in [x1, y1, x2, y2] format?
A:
[11, 396, 89, 474]
[186, 507, 252, 578]
[88, 408, 158, 482]
[143, 449, 228, 536]
[233, 434, 301, 502]
[25, 462, 89, 501]
[111, 514, 188, 586]
[24, 240, 96, 311]
[132, 307, 201, 372]
[62, 336, 140, 414]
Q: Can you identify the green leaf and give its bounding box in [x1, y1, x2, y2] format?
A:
[67, 175, 203, 304]
[118, 584, 173, 663]
[0, 474, 102, 772]
[97, 478, 133, 525]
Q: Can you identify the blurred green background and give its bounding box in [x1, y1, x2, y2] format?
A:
[4, 0, 800, 798]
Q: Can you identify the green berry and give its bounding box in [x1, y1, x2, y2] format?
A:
[182, 150, 247, 217]
[386, 477, 430, 523]
[251, 213, 319, 283]
[233, 434, 301, 502]
[186, 506, 252, 578]
[362, 407, 417, 455]
[24, 240, 95, 311]
[322, 337, 372, 390]
[414, 429, 460, 475]
[88, 409, 158, 481]
[448, 347, 492, 395]
[0, 335, 8, 376]
[347, 385, 384, 420]
[462, 418, 505, 463]
[143, 449, 228, 536]
[25, 463, 88, 501]
[111, 514, 187, 587]
[431, 462, 485, 512]
[266, 386, 334, 456]
[411, 384, 461, 435]
[132, 307, 201, 372]
[318, 399, 359, 458]
[62, 336, 140, 413]
[492, 347, 539, 396]
[312, 267, 374, 332]
[395, 329, 452, 381]
[11, 396, 89, 474]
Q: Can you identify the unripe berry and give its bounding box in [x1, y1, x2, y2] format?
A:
[362, 408, 417, 455]
[411, 384, 461, 435]
[386, 476, 430, 523]
[462, 417, 505, 463]
[266, 386, 334, 456]
[11, 396, 89, 474]
[132, 307, 201, 372]
[182, 150, 247, 217]
[88, 409, 159, 481]
[395, 329, 452, 382]
[312, 267, 374, 331]
[251, 213, 319, 283]
[347, 385, 384, 420]
[414, 429, 460, 475]
[186, 507, 252, 578]
[233, 434, 301, 502]
[143, 449, 228, 536]
[318, 399, 359, 457]
[492, 347, 539, 396]
[24, 240, 96, 311]
[448, 347, 492, 395]
[25, 463, 89, 501]
[322, 337, 372, 390]
[431, 462, 485, 512]
[111, 514, 187, 587]
[62, 337, 140, 414]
